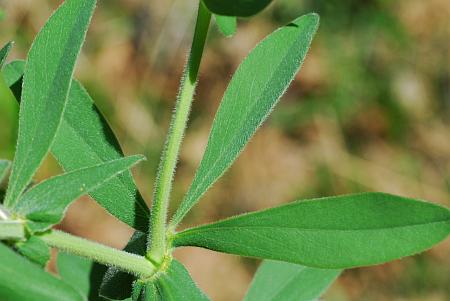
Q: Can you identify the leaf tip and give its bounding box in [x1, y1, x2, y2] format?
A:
[304, 12, 320, 28]
[132, 154, 146, 161]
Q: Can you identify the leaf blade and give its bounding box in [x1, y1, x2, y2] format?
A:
[154, 260, 209, 301]
[5, 0, 97, 207]
[215, 15, 237, 37]
[15, 235, 51, 267]
[57, 252, 94, 298]
[203, 0, 273, 17]
[53, 80, 150, 231]
[2, 61, 150, 231]
[173, 193, 450, 269]
[1, 60, 24, 87]
[244, 261, 340, 301]
[172, 13, 319, 225]
[0, 160, 11, 183]
[0, 41, 13, 67]
[13, 155, 144, 232]
[1, 60, 25, 100]
[0, 242, 84, 301]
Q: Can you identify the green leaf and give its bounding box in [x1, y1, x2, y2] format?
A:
[215, 15, 237, 37]
[131, 282, 144, 301]
[57, 252, 94, 298]
[1, 60, 24, 100]
[244, 261, 340, 301]
[0, 242, 84, 301]
[172, 13, 319, 225]
[132, 282, 160, 301]
[136, 260, 209, 301]
[0, 41, 13, 67]
[102, 258, 207, 301]
[0, 72, 18, 147]
[4, 0, 97, 208]
[156, 260, 209, 300]
[12, 155, 144, 233]
[100, 231, 147, 300]
[52, 80, 150, 231]
[203, 0, 273, 17]
[125, 261, 209, 301]
[1, 60, 150, 232]
[173, 193, 450, 269]
[131, 281, 165, 301]
[15, 235, 51, 267]
[0, 160, 11, 183]
[1, 60, 24, 87]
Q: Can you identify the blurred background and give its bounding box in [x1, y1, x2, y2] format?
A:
[0, 0, 449, 300]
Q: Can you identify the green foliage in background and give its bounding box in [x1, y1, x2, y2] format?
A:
[243, 261, 340, 301]
[0, 0, 449, 300]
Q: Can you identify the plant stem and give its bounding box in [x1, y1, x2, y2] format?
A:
[41, 230, 156, 278]
[0, 220, 24, 240]
[147, 2, 211, 263]
[0, 205, 25, 240]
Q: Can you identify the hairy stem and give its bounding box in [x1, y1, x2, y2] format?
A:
[147, 2, 211, 263]
[41, 230, 156, 278]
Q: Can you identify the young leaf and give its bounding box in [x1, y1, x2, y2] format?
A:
[1, 60, 24, 100]
[57, 252, 94, 298]
[0, 242, 84, 301]
[172, 13, 319, 225]
[215, 15, 237, 37]
[15, 235, 51, 267]
[0, 160, 11, 183]
[0, 41, 13, 67]
[173, 193, 450, 269]
[4, 0, 97, 208]
[12, 155, 144, 233]
[136, 260, 209, 301]
[244, 260, 340, 301]
[2, 61, 150, 232]
[203, 0, 273, 17]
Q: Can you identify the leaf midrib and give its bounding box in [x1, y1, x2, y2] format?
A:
[176, 218, 450, 240]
